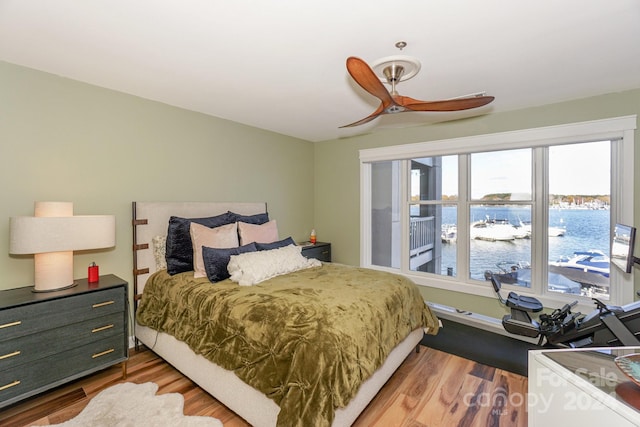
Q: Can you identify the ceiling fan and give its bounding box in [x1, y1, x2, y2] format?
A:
[341, 55, 495, 128]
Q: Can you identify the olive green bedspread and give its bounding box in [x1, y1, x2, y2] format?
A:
[136, 263, 439, 427]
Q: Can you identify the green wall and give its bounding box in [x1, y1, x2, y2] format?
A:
[2, 59, 639, 321]
[315, 89, 640, 318]
[0, 61, 315, 291]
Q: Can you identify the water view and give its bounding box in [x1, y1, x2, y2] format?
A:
[440, 206, 610, 289]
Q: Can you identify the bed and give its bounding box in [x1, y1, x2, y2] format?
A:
[132, 201, 439, 427]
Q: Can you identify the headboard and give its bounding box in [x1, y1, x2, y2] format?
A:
[131, 201, 268, 300]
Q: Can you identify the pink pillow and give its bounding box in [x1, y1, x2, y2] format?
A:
[190, 222, 239, 278]
[238, 220, 279, 245]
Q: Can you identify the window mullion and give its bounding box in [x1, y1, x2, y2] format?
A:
[611, 137, 635, 304]
[531, 147, 547, 296]
[360, 162, 372, 267]
[401, 159, 411, 272]
[458, 154, 470, 280]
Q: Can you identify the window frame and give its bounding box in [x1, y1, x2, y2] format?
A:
[360, 116, 637, 309]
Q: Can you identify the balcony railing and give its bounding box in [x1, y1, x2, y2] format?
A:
[410, 216, 435, 257]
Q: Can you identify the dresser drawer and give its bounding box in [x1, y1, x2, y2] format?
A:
[301, 243, 331, 262]
[0, 335, 126, 405]
[0, 287, 125, 342]
[0, 312, 125, 371]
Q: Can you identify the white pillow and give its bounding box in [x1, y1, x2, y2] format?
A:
[152, 235, 167, 270]
[190, 222, 239, 278]
[238, 220, 278, 245]
[228, 244, 321, 286]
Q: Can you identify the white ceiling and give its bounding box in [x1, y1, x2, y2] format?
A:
[1, 1, 639, 142]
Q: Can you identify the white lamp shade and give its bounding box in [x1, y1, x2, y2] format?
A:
[9, 202, 116, 292]
[9, 215, 116, 254]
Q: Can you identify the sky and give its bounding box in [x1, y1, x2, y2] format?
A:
[548, 140, 610, 195]
[440, 140, 610, 198]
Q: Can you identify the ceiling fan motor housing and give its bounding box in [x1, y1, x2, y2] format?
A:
[383, 64, 405, 83]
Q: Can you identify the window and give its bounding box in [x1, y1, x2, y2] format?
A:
[371, 161, 401, 268]
[409, 156, 457, 276]
[548, 141, 611, 298]
[468, 148, 532, 285]
[360, 116, 636, 307]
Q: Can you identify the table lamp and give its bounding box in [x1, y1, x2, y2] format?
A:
[9, 201, 116, 292]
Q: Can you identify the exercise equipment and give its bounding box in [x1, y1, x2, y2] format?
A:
[491, 274, 640, 347]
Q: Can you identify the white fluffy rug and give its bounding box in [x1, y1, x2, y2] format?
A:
[36, 382, 223, 427]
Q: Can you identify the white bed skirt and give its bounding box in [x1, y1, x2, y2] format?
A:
[135, 323, 423, 427]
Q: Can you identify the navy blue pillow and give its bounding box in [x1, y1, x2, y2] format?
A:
[202, 243, 257, 283]
[165, 213, 234, 275]
[227, 211, 269, 225]
[255, 237, 296, 251]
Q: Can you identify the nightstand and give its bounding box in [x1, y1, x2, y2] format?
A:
[300, 242, 331, 262]
[0, 274, 128, 408]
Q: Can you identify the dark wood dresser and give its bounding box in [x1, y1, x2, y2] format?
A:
[0, 274, 128, 408]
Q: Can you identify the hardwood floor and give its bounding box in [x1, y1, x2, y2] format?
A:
[0, 346, 527, 427]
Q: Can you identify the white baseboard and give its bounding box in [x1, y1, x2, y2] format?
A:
[427, 301, 540, 345]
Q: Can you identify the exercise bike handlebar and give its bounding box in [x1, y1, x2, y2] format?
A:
[550, 300, 578, 320]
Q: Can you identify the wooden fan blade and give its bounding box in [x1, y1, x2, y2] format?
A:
[400, 95, 495, 112]
[339, 103, 386, 128]
[346, 57, 394, 106]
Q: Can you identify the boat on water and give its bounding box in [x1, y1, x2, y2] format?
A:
[442, 218, 568, 243]
[518, 220, 566, 237]
[487, 249, 611, 296]
[484, 261, 582, 294]
[470, 218, 518, 241]
[441, 224, 457, 243]
[481, 250, 609, 297]
[549, 250, 610, 288]
[486, 250, 611, 296]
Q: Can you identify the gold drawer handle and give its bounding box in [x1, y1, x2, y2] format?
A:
[0, 380, 20, 392]
[0, 350, 21, 360]
[92, 324, 114, 333]
[92, 349, 115, 359]
[92, 301, 115, 308]
[0, 321, 21, 329]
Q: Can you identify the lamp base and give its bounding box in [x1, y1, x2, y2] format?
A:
[33, 251, 75, 293]
[31, 282, 77, 293]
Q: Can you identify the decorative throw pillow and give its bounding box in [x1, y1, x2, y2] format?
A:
[238, 220, 279, 245]
[190, 222, 239, 278]
[202, 243, 257, 283]
[227, 211, 269, 225]
[165, 212, 234, 275]
[255, 236, 295, 251]
[152, 235, 167, 270]
[228, 244, 321, 286]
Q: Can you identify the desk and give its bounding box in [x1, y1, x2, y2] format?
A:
[529, 347, 640, 425]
